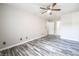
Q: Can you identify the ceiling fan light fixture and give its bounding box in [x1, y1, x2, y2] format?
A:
[40, 3, 61, 15]
[47, 10, 52, 15]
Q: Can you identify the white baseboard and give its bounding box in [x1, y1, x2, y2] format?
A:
[0, 34, 47, 51]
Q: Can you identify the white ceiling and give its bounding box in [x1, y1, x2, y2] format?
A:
[1, 3, 79, 20]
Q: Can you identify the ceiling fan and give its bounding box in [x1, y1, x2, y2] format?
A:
[40, 3, 61, 15]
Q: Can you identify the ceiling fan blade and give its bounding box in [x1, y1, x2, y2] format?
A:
[52, 3, 57, 7]
[47, 5, 50, 9]
[41, 11, 47, 14]
[51, 9, 61, 11]
[40, 7, 47, 10]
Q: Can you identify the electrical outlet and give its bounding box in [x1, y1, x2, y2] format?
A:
[20, 38, 22, 40]
[3, 42, 6, 45]
[26, 36, 28, 39]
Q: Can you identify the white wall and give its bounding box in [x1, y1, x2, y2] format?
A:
[60, 11, 79, 42]
[0, 5, 47, 50]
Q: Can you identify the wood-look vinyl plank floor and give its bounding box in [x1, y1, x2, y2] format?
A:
[0, 35, 79, 56]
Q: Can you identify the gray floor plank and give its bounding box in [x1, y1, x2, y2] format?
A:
[0, 35, 79, 56]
